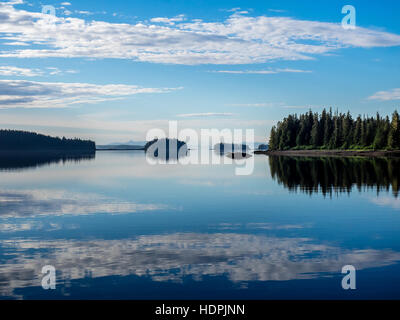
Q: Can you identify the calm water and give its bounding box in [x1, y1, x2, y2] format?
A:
[1, 151, 400, 300]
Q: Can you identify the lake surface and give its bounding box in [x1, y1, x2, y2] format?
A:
[0, 151, 400, 299]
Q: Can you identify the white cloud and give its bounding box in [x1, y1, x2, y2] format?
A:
[213, 68, 312, 74]
[368, 88, 400, 101]
[229, 102, 281, 107]
[150, 14, 185, 25]
[0, 79, 181, 108]
[61, 2, 71, 5]
[76, 10, 92, 15]
[0, 66, 80, 77]
[226, 8, 241, 12]
[227, 102, 319, 109]
[269, 9, 287, 13]
[177, 112, 235, 118]
[0, 66, 42, 77]
[0, 2, 399, 65]
[46, 67, 62, 75]
[3, 41, 29, 46]
[282, 105, 321, 109]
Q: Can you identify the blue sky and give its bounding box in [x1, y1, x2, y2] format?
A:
[0, 0, 399, 143]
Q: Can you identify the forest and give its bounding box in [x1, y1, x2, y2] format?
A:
[0, 130, 96, 151]
[268, 109, 400, 151]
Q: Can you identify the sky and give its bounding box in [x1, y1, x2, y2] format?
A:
[0, 0, 399, 144]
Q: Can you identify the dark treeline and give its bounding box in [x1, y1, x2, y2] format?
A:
[0, 130, 96, 152]
[269, 156, 400, 197]
[269, 109, 400, 150]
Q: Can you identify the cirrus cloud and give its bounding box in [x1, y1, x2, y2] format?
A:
[0, 65, 42, 77]
[0, 79, 181, 108]
[176, 112, 236, 118]
[0, 2, 399, 65]
[212, 68, 312, 74]
[368, 88, 400, 101]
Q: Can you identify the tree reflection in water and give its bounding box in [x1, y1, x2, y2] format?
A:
[269, 156, 400, 197]
[0, 151, 95, 171]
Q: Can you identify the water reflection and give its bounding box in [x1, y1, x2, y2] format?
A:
[0, 189, 169, 217]
[269, 156, 400, 196]
[0, 152, 95, 171]
[1, 151, 400, 299]
[1, 232, 400, 298]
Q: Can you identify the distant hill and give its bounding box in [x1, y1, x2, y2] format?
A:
[97, 145, 144, 150]
[107, 140, 147, 146]
[97, 140, 146, 150]
[0, 130, 96, 153]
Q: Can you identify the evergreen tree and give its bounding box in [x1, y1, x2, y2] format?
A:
[296, 115, 306, 147]
[323, 109, 332, 147]
[360, 116, 367, 146]
[353, 116, 362, 146]
[388, 110, 400, 149]
[310, 113, 320, 146]
[373, 125, 386, 150]
[319, 109, 326, 146]
[341, 112, 352, 148]
[269, 126, 277, 150]
[330, 115, 341, 149]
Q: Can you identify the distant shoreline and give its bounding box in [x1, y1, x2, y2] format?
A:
[254, 149, 400, 157]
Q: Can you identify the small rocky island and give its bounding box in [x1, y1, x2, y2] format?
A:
[144, 138, 188, 160]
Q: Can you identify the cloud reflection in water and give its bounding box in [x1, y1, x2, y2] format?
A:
[0, 189, 169, 217]
[1, 232, 400, 297]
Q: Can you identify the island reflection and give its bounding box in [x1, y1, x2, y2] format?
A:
[269, 156, 400, 196]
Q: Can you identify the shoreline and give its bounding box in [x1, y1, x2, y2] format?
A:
[254, 149, 400, 157]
